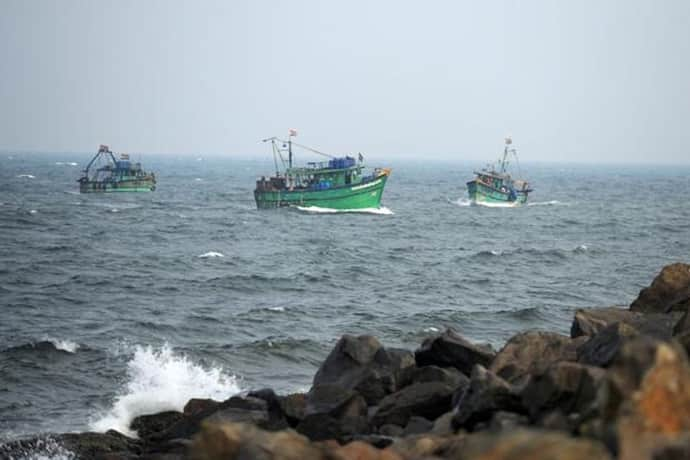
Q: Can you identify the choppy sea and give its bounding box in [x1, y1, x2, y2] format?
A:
[1, 152, 689, 446]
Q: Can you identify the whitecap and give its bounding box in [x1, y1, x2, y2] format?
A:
[295, 206, 394, 215]
[527, 200, 563, 207]
[90, 344, 240, 437]
[110, 208, 119, 213]
[574, 244, 588, 252]
[423, 326, 440, 333]
[267, 306, 285, 312]
[7, 436, 76, 459]
[18, 174, 36, 179]
[29, 209, 38, 214]
[198, 251, 224, 258]
[453, 198, 472, 207]
[194, 178, 203, 181]
[473, 200, 522, 208]
[44, 338, 80, 353]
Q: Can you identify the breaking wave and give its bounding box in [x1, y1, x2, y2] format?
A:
[90, 344, 240, 437]
[198, 251, 225, 259]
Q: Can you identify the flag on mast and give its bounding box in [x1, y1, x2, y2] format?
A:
[288, 128, 298, 137]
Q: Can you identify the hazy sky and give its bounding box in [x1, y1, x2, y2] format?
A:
[1, 1, 689, 163]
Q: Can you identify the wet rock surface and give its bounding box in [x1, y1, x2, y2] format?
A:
[4, 263, 690, 459]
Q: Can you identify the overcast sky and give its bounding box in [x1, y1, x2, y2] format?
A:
[1, 1, 689, 163]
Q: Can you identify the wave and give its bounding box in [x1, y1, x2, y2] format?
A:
[55, 162, 78, 166]
[267, 306, 285, 312]
[0, 436, 76, 460]
[2, 340, 78, 355]
[17, 174, 35, 179]
[90, 344, 240, 437]
[452, 198, 472, 207]
[43, 338, 79, 353]
[470, 244, 590, 260]
[294, 206, 394, 215]
[527, 200, 565, 206]
[198, 251, 224, 259]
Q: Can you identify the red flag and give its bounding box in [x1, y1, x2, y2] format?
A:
[288, 128, 298, 137]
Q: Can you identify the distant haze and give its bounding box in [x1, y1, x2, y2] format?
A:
[1, 1, 689, 163]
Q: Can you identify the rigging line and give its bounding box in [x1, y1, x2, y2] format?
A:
[279, 139, 336, 159]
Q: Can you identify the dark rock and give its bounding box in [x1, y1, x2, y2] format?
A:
[673, 308, 690, 335]
[303, 384, 367, 418]
[572, 306, 682, 340]
[452, 365, 524, 431]
[130, 410, 184, 440]
[408, 364, 469, 388]
[454, 429, 612, 460]
[347, 434, 396, 449]
[571, 306, 636, 337]
[430, 411, 455, 435]
[280, 392, 306, 427]
[415, 328, 494, 375]
[521, 361, 604, 421]
[489, 331, 585, 384]
[577, 322, 639, 367]
[371, 381, 458, 428]
[402, 416, 433, 435]
[312, 335, 415, 405]
[378, 423, 404, 437]
[484, 411, 529, 433]
[296, 384, 369, 441]
[183, 398, 219, 416]
[630, 263, 690, 313]
[150, 395, 281, 443]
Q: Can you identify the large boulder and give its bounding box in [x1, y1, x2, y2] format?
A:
[449, 429, 612, 460]
[407, 365, 469, 388]
[614, 342, 690, 460]
[571, 307, 681, 340]
[296, 384, 369, 441]
[279, 393, 307, 427]
[312, 335, 415, 405]
[131, 410, 184, 440]
[452, 365, 524, 431]
[577, 322, 640, 368]
[673, 309, 690, 336]
[190, 421, 329, 460]
[630, 263, 690, 313]
[371, 381, 460, 428]
[415, 328, 494, 375]
[520, 361, 605, 421]
[147, 395, 283, 443]
[490, 331, 585, 385]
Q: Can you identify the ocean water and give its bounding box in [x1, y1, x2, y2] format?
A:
[1, 152, 689, 443]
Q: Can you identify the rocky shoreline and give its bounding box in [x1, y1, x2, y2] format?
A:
[3, 263, 690, 460]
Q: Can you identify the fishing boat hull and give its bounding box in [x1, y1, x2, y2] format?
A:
[79, 178, 156, 193]
[255, 172, 389, 210]
[466, 180, 528, 206]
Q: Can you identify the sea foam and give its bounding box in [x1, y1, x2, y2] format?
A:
[295, 206, 394, 215]
[198, 251, 224, 258]
[90, 344, 240, 437]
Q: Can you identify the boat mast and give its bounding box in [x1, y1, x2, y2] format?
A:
[500, 137, 512, 173]
[288, 128, 297, 169]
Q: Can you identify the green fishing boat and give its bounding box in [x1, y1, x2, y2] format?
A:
[466, 137, 532, 206]
[254, 131, 391, 210]
[78, 145, 156, 193]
